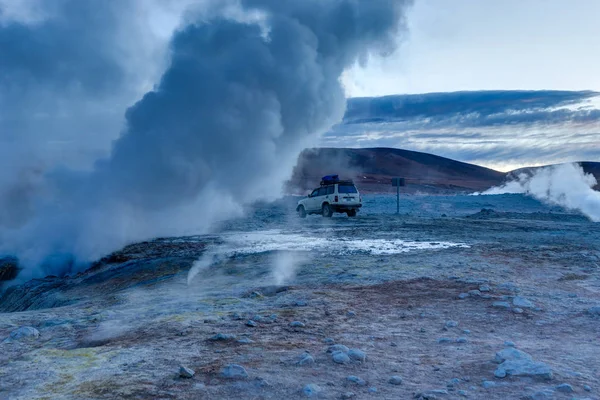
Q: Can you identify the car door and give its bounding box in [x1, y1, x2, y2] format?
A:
[307, 188, 320, 212]
[315, 186, 328, 210]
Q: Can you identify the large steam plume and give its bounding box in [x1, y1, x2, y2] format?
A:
[480, 163, 600, 222]
[0, 0, 412, 279]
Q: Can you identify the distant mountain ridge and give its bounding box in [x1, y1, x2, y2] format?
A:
[287, 147, 600, 194]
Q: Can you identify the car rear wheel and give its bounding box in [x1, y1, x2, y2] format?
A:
[322, 203, 333, 218]
[347, 209, 357, 217]
[298, 205, 307, 218]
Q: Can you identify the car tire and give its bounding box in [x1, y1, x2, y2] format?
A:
[298, 205, 307, 218]
[322, 203, 333, 218]
[347, 209, 357, 217]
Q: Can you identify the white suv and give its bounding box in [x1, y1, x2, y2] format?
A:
[296, 178, 362, 218]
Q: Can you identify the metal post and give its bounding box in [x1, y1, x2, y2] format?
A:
[396, 184, 400, 214]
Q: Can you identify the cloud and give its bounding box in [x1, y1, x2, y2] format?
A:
[325, 90, 600, 171]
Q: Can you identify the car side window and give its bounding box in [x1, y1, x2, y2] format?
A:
[317, 187, 327, 196]
[310, 189, 319, 197]
[327, 185, 334, 195]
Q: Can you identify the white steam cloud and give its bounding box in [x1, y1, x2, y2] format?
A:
[479, 163, 600, 222]
[0, 0, 413, 280]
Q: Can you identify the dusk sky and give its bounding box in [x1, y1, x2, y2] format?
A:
[0, 0, 598, 173]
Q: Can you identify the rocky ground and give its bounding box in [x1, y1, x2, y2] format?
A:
[1, 200, 599, 399]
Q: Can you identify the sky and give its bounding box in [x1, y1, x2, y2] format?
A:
[342, 0, 600, 96]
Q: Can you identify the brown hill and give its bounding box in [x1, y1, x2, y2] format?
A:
[287, 147, 507, 194]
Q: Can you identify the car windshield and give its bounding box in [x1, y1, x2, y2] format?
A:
[338, 184, 357, 193]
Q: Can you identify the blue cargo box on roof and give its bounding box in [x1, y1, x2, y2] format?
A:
[321, 175, 339, 185]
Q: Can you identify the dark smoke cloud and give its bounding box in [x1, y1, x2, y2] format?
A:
[0, 0, 412, 279]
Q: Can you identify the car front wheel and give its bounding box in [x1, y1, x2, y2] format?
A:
[298, 205, 307, 218]
[322, 203, 333, 218]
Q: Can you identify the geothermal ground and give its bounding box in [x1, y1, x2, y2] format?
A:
[1, 194, 599, 400]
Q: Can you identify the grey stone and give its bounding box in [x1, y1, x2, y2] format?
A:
[302, 384, 322, 397]
[447, 378, 461, 387]
[323, 337, 335, 344]
[482, 381, 496, 389]
[457, 390, 468, 397]
[346, 376, 366, 386]
[504, 341, 516, 347]
[179, 366, 195, 378]
[524, 389, 554, 400]
[298, 353, 315, 366]
[587, 306, 600, 316]
[456, 337, 468, 344]
[584, 384, 591, 391]
[328, 344, 349, 353]
[220, 364, 249, 379]
[462, 329, 471, 335]
[290, 321, 305, 328]
[210, 333, 236, 341]
[347, 349, 366, 362]
[246, 320, 257, 327]
[458, 293, 469, 299]
[341, 392, 355, 399]
[445, 320, 459, 328]
[555, 383, 573, 393]
[368, 387, 377, 393]
[437, 337, 453, 344]
[497, 282, 519, 292]
[513, 296, 535, 309]
[479, 284, 491, 292]
[468, 290, 481, 297]
[231, 313, 243, 320]
[513, 308, 524, 314]
[347, 311, 356, 317]
[389, 375, 403, 385]
[237, 338, 254, 344]
[7, 326, 40, 342]
[332, 351, 350, 364]
[494, 348, 533, 363]
[494, 359, 552, 381]
[295, 300, 308, 307]
[492, 301, 511, 309]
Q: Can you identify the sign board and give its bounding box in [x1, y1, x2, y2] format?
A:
[391, 177, 405, 187]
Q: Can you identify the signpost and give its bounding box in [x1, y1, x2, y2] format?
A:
[391, 177, 405, 214]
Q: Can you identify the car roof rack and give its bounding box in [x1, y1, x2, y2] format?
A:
[320, 175, 354, 186]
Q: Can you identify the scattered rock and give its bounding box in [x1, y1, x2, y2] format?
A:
[462, 329, 471, 335]
[504, 341, 516, 347]
[209, 333, 236, 342]
[220, 364, 249, 379]
[457, 390, 468, 397]
[368, 387, 377, 393]
[332, 351, 350, 364]
[555, 383, 573, 393]
[512, 308, 524, 314]
[494, 348, 532, 363]
[458, 293, 469, 299]
[479, 284, 491, 292]
[323, 338, 335, 344]
[6, 326, 40, 342]
[294, 300, 308, 307]
[346, 376, 366, 386]
[302, 384, 322, 397]
[437, 338, 453, 344]
[445, 320, 459, 328]
[341, 392, 355, 399]
[298, 353, 315, 366]
[468, 290, 481, 297]
[347, 349, 366, 362]
[246, 320, 257, 327]
[497, 282, 519, 292]
[290, 321, 306, 328]
[512, 296, 535, 309]
[237, 338, 254, 344]
[494, 353, 553, 381]
[482, 381, 496, 389]
[328, 344, 349, 353]
[231, 313, 243, 320]
[388, 376, 403, 385]
[584, 385, 591, 391]
[456, 337, 468, 344]
[447, 378, 461, 387]
[179, 366, 195, 378]
[347, 311, 356, 317]
[492, 301, 511, 310]
[587, 306, 600, 316]
[391, 341, 398, 347]
[414, 389, 448, 399]
[524, 389, 554, 400]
